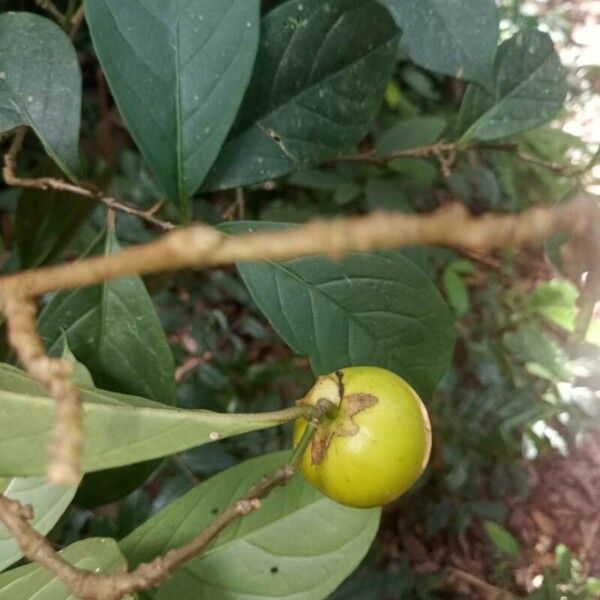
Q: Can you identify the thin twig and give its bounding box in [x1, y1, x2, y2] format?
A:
[476, 141, 590, 176]
[33, 0, 66, 24]
[336, 142, 457, 166]
[174, 351, 213, 383]
[0, 401, 331, 600]
[2, 127, 174, 231]
[335, 140, 591, 176]
[222, 187, 246, 221]
[446, 567, 515, 599]
[69, 5, 85, 39]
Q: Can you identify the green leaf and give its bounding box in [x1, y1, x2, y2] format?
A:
[586, 578, 600, 595]
[364, 177, 412, 212]
[287, 169, 361, 205]
[221, 222, 454, 397]
[85, 0, 261, 219]
[483, 521, 519, 557]
[0, 538, 133, 599]
[39, 228, 175, 407]
[381, 0, 499, 89]
[502, 324, 573, 383]
[203, 0, 399, 190]
[15, 181, 94, 269]
[60, 337, 95, 390]
[0, 362, 299, 476]
[528, 280, 600, 346]
[455, 83, 493, 139]
[120, 451, 381, 599]
[0, 477, 77, 572]
[375, 116, 446, 156]
[448, 166, 501, 210]
[460, 30, 567, 141]
[0, 12, 81, 177]
[442, 260, 475, 317]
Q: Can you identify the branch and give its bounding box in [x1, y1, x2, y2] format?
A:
[2, 127, 174, 231]
[1, 296, 82, 485]
[336, 140, 592, 176]
[0, 401, 331, 600]
[1, 198, 597, 298]
[336, 142, 457, 174]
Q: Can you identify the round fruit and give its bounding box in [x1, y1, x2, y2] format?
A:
[293, 366, 432, 508]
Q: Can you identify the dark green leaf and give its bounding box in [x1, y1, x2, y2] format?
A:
[375, 116, 446, 156]
[203, 0, 399, 190]
[38, 228, 175, 406]
[381, 0, 499, 88]
[455, 83, 494, 138]
[85, 0, 261, 219]
[15, 185, 94, 269]
[459, 30, 567, 141]
[364, 177, 411, 212]
[448, 166, 501, 210]
[0, 12, 81, 177]
[120, 452, 381, 599]
[222, 222, 454, 397]
[0, 538, 132, 599]
[0, 362, 300, 476]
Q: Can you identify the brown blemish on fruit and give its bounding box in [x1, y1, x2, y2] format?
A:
[310, 392, 378, 465]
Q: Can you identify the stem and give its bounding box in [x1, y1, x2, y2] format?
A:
[288, 398, 335, 467]
[244, 404, 313, 425]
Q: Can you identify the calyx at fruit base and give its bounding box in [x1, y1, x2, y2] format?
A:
[297, 372, 378, 464]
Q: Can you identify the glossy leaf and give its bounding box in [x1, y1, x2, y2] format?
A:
[0, 362, 298, 476]
[222, 222, 454, 397]
[38, 227, 175, 407]
[0, 478, 77, 572]
[381, 0, 499, 89]
[0, 538, 132, 599]
[203, 0, 399, 190]
[120, 452, 380, 599]
[85, 0, 260, 219]
[0, 12, 80, 177]
[459, 30, 567, 141]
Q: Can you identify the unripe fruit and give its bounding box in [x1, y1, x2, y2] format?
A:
[293, 366, 432, 508]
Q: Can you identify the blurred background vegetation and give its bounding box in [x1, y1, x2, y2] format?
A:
[0, 0, 599, 598]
